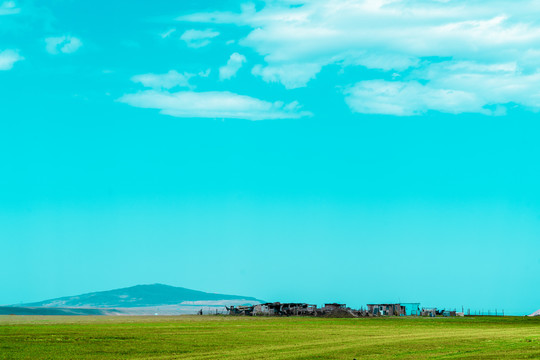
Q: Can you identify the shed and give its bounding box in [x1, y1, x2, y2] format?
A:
[421, 308, 437, 317]
[400, 303, 421, 316]
[367, 304, 406, 316]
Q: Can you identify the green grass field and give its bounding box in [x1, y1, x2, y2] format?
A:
[0, 315, 539, 359]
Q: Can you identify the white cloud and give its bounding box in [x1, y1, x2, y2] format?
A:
[219, 52, 246, 80]
[160, 28, 176, 39]
[345, 60, 540, 116]
[252, 63, 321, 89]
[198, 69, 211, 77]
[0, 1, 19, 15]
[118, 90, 310, 120]
[45, 36, 82, 54]
[345, 80, 484, 116]
[131, 70, 192, 90]
[180, 29, 219, 48]
[179, 0, 540, 114]
[0, 49, 23, 70]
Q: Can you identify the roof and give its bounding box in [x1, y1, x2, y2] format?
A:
[367, 303, 403, 306]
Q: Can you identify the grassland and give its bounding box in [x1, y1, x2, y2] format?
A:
[0, 315, 539, 359]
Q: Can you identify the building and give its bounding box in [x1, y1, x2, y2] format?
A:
[367, 304, 406, 316]
[421, 308, 437, 317]
[281, 303, 317, 316]
[400, 303, 421, 316]
[253, 303, 279, 316]
[226, 305, 255, 316]
[442, 310, 457, 317]
[322, 303, 346, 311]
[249, 302, 318, 316]
[227, 301, 447, 318]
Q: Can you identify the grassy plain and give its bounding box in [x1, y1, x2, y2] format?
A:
[0, 315, 539, 359]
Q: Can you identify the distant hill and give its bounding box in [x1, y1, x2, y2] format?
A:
[0, 306, 111, 316]
[21, 284, 263, 308]
[528, 309, 540, 317]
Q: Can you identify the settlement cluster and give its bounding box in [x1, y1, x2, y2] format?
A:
[227, 302, 463, 317]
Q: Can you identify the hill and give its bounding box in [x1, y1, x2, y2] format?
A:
[0, 306, 110, 316]
[21, 284, 263, 308]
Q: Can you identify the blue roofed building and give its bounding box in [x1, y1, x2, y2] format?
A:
[400, 303, 421, 316]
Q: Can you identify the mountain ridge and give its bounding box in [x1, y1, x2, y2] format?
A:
[21, 283, 263, 308]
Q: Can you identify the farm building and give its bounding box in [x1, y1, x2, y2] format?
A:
[253, 303, 276, 315]
[320, 303, 364, 317]
[367, 304, 406, 316]
[226, 305, 255, 316]
[227, 302, 452, 317]
[322, 303, 346, 311]
[421, 308, 437, 317]
[255, 303, 318, 316]
[228, 302, 361, 317]
[442, 310, 457, 317]
[229, 303, 318, 316]
[281, 303, 317, 316]
[400, 303, 421, 316]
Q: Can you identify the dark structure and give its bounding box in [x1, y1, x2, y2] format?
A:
[442, 310, 457, 317]
[228, 303, 318, 316]
[255, 302, 317, 316]
[421, 308, 437, 317]
[228, 302, 456, 317]
[226, 305, 255, 316]
[227, 302, 373, 317]
[322, 303, 346, 311]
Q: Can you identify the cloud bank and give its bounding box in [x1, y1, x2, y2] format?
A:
[119, 90, 309, 120]
[179, 0, 540, 115]
[120, 70, 310, 120]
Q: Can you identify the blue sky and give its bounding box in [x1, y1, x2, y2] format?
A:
[1, 0, 539, 315]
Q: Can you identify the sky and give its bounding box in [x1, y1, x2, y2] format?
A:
[1, 0, 539, 315]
